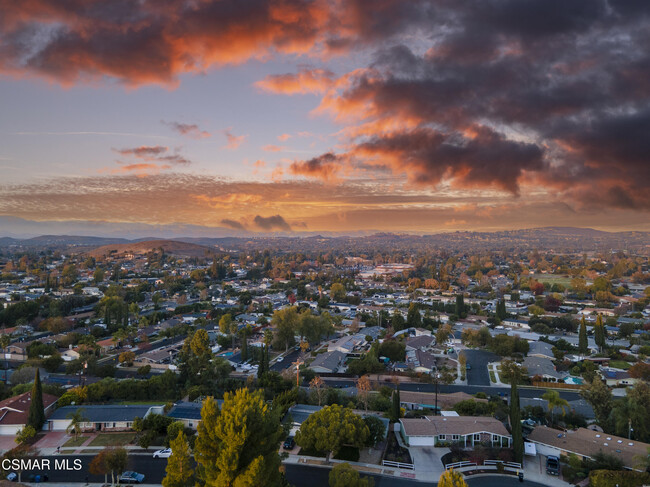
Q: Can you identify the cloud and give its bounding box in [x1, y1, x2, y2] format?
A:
[163, 121, 211, 139]
[255, 68, 335, 95]
[262, 144, 286, 152]
[223, 129, 246, 150]
[253, 214, 292, 231]
[115, 146, 168, 158]
[0, 0, 442, 86]
[289, 152, 345, 182]
[220, 219, 246, 230]
[277, 134, 292, 141]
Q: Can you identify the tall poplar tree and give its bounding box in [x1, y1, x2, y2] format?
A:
[510, 377, 523, 464]
[594, 314, 605, 351]
[27, 369, 45, 430]
[578, 316, 588, 354]
[162, 431, 194, 487]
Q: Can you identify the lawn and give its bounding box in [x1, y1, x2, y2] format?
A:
[63, 436, 89, 448]
[608, 360, 631, 370]
[489, 370, 497, 383]
[297, 446, 360, 462]
[88, 432, 136, 447]
[530, 274, 573, 287]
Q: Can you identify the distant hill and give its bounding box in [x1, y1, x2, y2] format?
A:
[85, 239, 215, 258]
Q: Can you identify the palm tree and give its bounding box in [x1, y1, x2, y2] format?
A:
[542, 390, 569, 425]
[66, 408, 87, 441]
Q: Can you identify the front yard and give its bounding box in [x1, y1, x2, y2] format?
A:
[88, 432, 136, 447]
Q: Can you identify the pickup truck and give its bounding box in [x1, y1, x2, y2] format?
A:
[546, 455, 560, 475]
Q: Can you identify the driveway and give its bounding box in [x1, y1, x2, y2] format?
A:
[407, 446, 448, 476]
[463, 349, 499, 386]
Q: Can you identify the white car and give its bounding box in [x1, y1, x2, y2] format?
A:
[153, 448, 172, 458]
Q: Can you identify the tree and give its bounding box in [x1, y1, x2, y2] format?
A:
[105, 447, 129, 486]
[356, 375, 372, 411]
[455, 295, 466, 318]
[378, 340, 405, 362]
[594, 314, 606, 351]
[329, 463, 374, 487]
[295, 404, 369, 463]
[438, 468, 468, 487]
[330, 283, 346, 302]
[390, 388, 402, 422]
[15, 425, 36, 445]
[66, 408, 87, 441]
[162, 431, 194, 487]
[309, 376, 326, 406]
[628, 362, 650, 381]
[27, 369, 45, 430]
[118, 350, 136, 366]
[391, 310, 406, 332]
[542, 389, 569, 425]
[363, 416, 385, 448]
[578, 316, 588, 355]
[89, 449, 110, 485]
[406, 303, 422, 328]
[218, 313, 233, 335]
[194, 389, 285, 487]
[510, 378, 523, 464]
[0, 333, 10, 384]
[436, 324, 452, 345]
[581, 379, 613, 430]
[271, 306, 300, 352]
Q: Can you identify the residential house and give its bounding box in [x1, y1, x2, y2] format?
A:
[328, 335, 365, 354]
[522, 356, 567, 381]
[0, 391, 58, 435]
[399, 416, 511, 448]
[599, 367, 638, 387]
[527, 341, 555, 360]
[309, 351, 346, 374]
[405, 335, 435, 352]
[166, 400, 223, 430]
[47, 404, 165, 432]
[527, 426, 649, 471]
[400, 391, 486, 413]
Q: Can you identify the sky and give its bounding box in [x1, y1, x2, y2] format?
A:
[0, 0, 649, 237]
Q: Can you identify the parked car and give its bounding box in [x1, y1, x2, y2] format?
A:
[119, 471, 145, 484]
[546, 456, 560, 475]
[6, 473, 17, 482]
[153, 448, 172, 458]
[465, 364, 471, 370]
[283, 437, 295, 449]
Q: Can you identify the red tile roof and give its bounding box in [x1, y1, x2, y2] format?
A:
[0, 391, 58, 426]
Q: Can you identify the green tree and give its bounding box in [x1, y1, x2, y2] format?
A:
[542, 389, 569, 425]
[66, 408, 87, 441]
[363, 416, 386, 448]
[27, 369, 45, 430]
[194, 389, 285, 487]
[329, 463, 374, 487]
[510, 378, 523, 464]
[105, 447, 128, 486]
[295, 404, 369, 463]
[390, 388, 402, 422]
[455, 295, 466, 318]
[162, 431, 194, 487]
[406, 303, 422, 328]
[594, 314, 606, 351]
[330, 283, 346, 302]
[271, 307, 300, 351]
[439, 468, 468, 487]
[391, 310, 406, 332]
[578, 316, 588, 355]
[15, 425, 37, 445]
[581, 379, 613, 430]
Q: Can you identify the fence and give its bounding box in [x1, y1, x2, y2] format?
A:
[382, 460, 415, 470]
[445, 461, 477, 470]
[531, 381, 584, 390]
[484, 460, 522, 469]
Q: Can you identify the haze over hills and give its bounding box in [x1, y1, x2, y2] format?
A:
[0, 226, 648, 255]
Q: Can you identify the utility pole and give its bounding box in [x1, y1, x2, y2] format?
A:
[434, 372, 440, 415]
[293, 358, 303, 387]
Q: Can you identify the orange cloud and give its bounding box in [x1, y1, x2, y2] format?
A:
[278, 134, 292, 141]
[255, 68, 335, 95]
[262, 145, 286, 152]
[163, 121, 211, 139]
[223, 129, 247, 150]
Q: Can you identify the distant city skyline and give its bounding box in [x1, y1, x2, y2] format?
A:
[1, 1, 649, 235]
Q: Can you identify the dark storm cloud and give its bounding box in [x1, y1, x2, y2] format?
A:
[253, 214, 292, 231]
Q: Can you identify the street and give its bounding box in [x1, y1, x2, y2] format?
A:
[463, 350, 499, 386]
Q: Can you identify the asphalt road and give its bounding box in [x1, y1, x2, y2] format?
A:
[320, 378, 583, 403]
[463, 349, 499, 386]
[285, 464, 547, 487]
[271, 348, 302, 372]
[10, 456, 548, 486]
